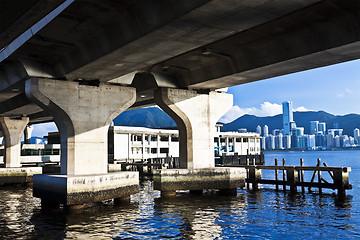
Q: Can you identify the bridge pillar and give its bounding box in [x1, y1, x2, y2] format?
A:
[153, 88, 246, 196]
[0, 117, 28, 168]
[0, 117, 41, 183]
[26, 78, 139, 206]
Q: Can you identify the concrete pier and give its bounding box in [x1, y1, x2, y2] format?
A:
[33, 172, 139, 205]
[26, 79, 139, 206]
[154, 88, 232, 169]
[153, 168, 246, 196]
[0, 117, 41, 184]
[0, 117, 29, 168]
[0, 167, 42, 184]
[153, 88, 245, 195]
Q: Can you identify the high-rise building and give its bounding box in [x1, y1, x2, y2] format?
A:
[283, 135, 291, 149]
[282, 101, 293, 135]
[354, 128, 360, 143]
[263, 125, 269, 137]
[275, 133, 283, 149]
[273, 129, 281, 136]
[256, 125, 262, 135]
[310, 121, 319, 135]
[306, 135, 316, 149]
[318, 122, 326, 134]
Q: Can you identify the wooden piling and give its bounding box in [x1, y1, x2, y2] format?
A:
[275, 158, 279, 191]
[318, 158, 322, 194]
[308, 159, 320, 192]
[282, 158, 286, 191]
[300, 158, 305, 193]
[287, 167, 298, 194]
[248, 166, 261, 191]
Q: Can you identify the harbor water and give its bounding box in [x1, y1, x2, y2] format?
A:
[1, 150, 360, 239]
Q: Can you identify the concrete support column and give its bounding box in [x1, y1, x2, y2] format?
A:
[25, 79, 139, 206]
[26, 78, 136, 175]
[0, 117, 29, 168]
[155, 88, 232, 169]
[24, 125, 33, 144]
[225, 137, 229, 154]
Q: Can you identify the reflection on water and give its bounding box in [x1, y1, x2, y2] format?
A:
[0, 180, 358, 239]
[0, 151, 360, 239]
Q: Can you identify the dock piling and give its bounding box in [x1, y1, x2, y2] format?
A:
[318, 158, 322, 194]
[300, 158, 305, 193]
[282, 158, 286, 191]
[275, 158, 279, 191]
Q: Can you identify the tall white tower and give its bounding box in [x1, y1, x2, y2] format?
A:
[282, 101, 293, 135]
[263, 125, 269, 137]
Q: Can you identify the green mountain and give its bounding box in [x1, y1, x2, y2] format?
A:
[113, 107, 176, 129]
[113, 108, 360, 136]
[221, 111, 360, 136]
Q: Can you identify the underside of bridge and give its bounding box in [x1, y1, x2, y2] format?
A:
[0, 0, 359, 124]
[0, 0, 360, 205]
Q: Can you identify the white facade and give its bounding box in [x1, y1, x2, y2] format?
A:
[109, 126, 261, 161]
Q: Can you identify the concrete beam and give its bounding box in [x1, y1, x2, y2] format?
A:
[25, 78, 136, 175]
[155, 88, 232, 169]
[0, 0, 66, 49]
[151, 0, 360, 89]
[0, 93, 31, 115]
[0, 117, 29, 167]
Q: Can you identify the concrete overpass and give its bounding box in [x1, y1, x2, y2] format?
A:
[0, 0, 360, 207]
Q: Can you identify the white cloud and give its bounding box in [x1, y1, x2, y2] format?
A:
[219, 105, 249, 123]
[294, 106, 310, 112]
[32, 122, 58, 138]
[220, 102, 283, 123]
[345, 88, 353, 94]
[220, 102, 311, 123]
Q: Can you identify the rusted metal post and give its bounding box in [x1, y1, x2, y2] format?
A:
[275, 158, 279, 191]
[300, 158, 305, 193]
[282, 158, 286, 191]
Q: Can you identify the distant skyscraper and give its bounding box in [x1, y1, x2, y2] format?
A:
[310, 121, 319, 135]
[318, 122, 326, 134]
[354, 128, 360, 143]
[282, 101, 293, 135]
[256, 125, 262, 135]
[263, 125, 269, 137]
[273, 129, 280, 136]
[283, 135, 291, 149]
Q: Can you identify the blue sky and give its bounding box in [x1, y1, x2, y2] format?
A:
[32, 59, 360, 137]
[220, 59, 360, 123]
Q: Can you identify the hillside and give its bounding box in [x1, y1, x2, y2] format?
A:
[221, 111, 360, 136]
[113, 107, 176, 129]
[113, 108, 360, 136]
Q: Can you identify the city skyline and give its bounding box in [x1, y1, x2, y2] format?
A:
[258, 100, 360, 151]
[222, 59, 360, 123]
